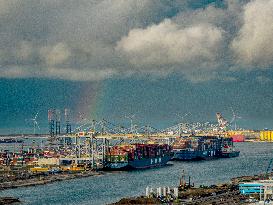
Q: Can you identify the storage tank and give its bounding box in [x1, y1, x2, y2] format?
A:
[260, 131, 264, 141]
[264, 131, 268, 141]
[267, 131, 270, 141]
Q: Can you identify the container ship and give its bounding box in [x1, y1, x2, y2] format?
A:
[0, 138, 23, 143]
[105, 144, 173, 170]
[220, 138, 240, 158]
[172, 136, 224, 161]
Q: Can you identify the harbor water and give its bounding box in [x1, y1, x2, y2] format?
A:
[1, 142, 273, 205]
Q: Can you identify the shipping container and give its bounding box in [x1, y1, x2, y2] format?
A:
[105, 143, 173, 170]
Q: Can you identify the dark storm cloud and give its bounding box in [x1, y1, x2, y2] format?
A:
[0, 0, 273, 82]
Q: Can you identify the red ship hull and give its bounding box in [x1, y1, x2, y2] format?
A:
[231, 135, 245, 142]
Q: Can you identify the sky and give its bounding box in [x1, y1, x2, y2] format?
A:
[1, 0, 273, 134]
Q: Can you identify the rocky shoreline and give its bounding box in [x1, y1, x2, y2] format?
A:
[111, 188, 247, 205]
[0, 170, 104, 190]
[0, 170, 105, 204]
[1, 168, 272, 204]
[111, 173, 272, 205]
[0, 197, 20, 205]
[111, 196, 161, 205]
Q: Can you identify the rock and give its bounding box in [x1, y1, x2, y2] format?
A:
[0, 197, 20, 205]
[110, 196, 161, 205]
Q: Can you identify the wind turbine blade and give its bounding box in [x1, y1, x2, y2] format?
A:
[34, 112, 39, 120]
[230, 116, 235, 123]
[184, 112, 190, 117]
[36, 122, 40, 130]
[176, 113, 182, 119]
[230, 107, 235, 115]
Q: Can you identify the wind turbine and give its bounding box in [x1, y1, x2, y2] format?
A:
[176, 112, 191, 122]
[31, 112, 40, 134]
[125, 114, 136, 134]
[176, 112, 191, 135]
[230, 107, 242, 130]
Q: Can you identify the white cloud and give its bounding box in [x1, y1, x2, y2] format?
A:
[232, 0, 273, 68]
[0, 66, 117, 81]
[41, 43, 71, 66]
[117, 19, 223, 70]
[1, 0, 273, 82]
[0, 0, 179, 81]
[44, 67, 117, 81]
[0, 0, 18, 16]
[15, 41, 33, 61]
[0, 66, 28, 78]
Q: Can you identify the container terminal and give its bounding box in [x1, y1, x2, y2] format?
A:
[0, 110, 272, 204]
[0, 110, 248, 171]
[0, 110, 265, 171]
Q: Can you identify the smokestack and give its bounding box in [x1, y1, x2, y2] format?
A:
[55, 109, 61, 135]
[48, 109, 55, 137]
[65, 108, 71, 134]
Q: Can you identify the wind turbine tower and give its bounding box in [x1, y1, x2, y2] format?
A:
[176, 112, 191, 135]
[31, 112, 40, 134]
[125, 114, 135, 134]
[230, 107, 242, 130]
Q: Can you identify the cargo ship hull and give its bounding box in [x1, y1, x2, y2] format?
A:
[220, 138, 240, 158]
[105, 161, 129, 170]
[172, 150, 202, 161]
[0, 138, 23, 143]
[171, 136, 222, 161]
[172, 149, 220, 161]
[105, 155, 172, 170]
[231, 135, 245, 142]
[220, 151, 240, 158]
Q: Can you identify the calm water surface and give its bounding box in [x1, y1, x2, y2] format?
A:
[1, 142, 273, 205]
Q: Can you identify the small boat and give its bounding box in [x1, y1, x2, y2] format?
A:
[0, 138, 23, 143]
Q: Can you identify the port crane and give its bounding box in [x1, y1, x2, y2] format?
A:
[216, 112, 228, 130]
